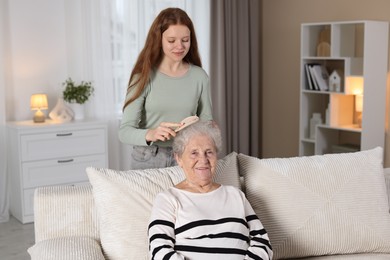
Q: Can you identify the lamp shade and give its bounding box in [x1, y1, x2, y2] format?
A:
[30, 94, 48, 110]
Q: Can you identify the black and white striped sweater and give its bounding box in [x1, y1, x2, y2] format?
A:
[148, 185, 273, 260]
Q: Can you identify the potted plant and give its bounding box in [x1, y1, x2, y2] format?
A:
[62, 78, 94, 120]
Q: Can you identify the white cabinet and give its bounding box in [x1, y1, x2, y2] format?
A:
[299, 21, 388, 156]
[6, 120, 108, 223]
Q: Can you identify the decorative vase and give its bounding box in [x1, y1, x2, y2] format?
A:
[309, 113, 322, 140]
[67, 103, 85, 120]
[49, 98, 74, 123]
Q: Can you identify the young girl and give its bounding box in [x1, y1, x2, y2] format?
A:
[119, 8, 213, 170]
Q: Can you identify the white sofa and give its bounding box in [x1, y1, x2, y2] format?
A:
[28, 147, 390, 260]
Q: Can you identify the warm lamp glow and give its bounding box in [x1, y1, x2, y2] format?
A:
[30, 94, 48, 123]
[30, 94, 48, 110]
[345, 76, 364, 95]
[346, 76, 364, 127]
[355, 94, 363, 113]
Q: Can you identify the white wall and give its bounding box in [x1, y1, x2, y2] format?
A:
[5, 0, 95, 121]
[4, 0, 98, 122]
[5, 0, 69, 121]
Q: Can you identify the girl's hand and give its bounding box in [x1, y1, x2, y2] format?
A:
[146, 122, 181, 143]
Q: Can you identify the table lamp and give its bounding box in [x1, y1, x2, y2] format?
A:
[355, 93, 363, 128]
[30, 94, 48, 123]
[350, 78, 363, 128]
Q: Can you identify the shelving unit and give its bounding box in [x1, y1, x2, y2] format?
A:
[299, 21, 388, 156]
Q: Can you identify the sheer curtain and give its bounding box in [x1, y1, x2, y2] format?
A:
[62, 0, 122, 170]
[0, 86, 8, 224]
[82, 0, 122, 170]
[0, 0, 9, 223]
[210, 0, 262, 157]
[0, 70, 8, 224]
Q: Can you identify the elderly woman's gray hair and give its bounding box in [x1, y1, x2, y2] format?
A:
[172, 121, 222, 156]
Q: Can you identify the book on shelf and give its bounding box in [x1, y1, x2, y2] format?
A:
[304, 64, 315, 90]
[308, 64, 320, 90]
[305, 63, 329, 91]
[312, 64, 329, 91]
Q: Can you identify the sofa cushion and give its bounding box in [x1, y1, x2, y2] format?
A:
[238, 147, 390, 259]
[87, 152, 239, 260]
[28, 237, 105, 260]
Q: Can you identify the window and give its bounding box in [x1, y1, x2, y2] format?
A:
[111, 0, 210, 114]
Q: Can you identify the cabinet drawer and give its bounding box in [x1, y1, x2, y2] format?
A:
[22, 154, 106, 188]
[21, 128, 106, 161]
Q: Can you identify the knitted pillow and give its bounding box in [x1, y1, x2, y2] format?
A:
[238, 147, 390, 259]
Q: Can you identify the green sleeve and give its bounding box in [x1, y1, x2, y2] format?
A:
[118, 87, 150, 146]
[197, 75, 213, 121]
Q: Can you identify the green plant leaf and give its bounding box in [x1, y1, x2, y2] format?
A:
[62, 77, 94, 104]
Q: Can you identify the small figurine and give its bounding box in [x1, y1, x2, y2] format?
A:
[49, 98, 74, 123]
[329, 70, 342, 92]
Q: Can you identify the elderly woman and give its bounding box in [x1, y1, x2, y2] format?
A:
[148, 121, 273, 260]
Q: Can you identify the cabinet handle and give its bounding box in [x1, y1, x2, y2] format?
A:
[57, 159, 74, 163]
[56, 133, 73, 137]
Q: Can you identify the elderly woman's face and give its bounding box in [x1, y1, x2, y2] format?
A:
[176, 134, 217, 184]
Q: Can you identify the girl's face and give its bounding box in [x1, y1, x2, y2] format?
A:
[161, 24, 191, 63]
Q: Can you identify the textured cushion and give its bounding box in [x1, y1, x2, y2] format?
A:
[87, 152, 239, 260]
[34, 185, 99, 243]
[238, 147, 390, 259]
[28, 237, 104, 260]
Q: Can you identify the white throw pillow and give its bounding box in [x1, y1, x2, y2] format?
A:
[238, 147, 390, 259]
[87, 152, 239, 260]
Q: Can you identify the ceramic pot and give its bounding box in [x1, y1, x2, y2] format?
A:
[67, 103, 85, 120]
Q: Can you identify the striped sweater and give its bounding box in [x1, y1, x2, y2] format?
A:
[148, 185, 273, 260]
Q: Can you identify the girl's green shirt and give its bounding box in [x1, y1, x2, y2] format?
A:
[119, 65, 213, 147]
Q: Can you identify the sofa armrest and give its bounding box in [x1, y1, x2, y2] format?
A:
[34, 185, 99, 243]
